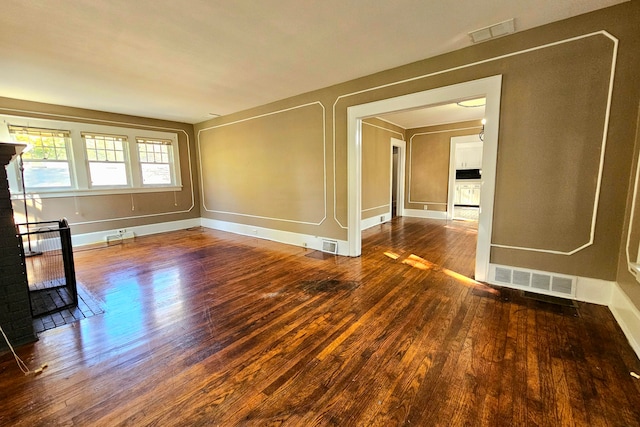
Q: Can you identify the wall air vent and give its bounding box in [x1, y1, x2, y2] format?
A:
[469, 18, 515, 44]
[489, 263, 576, 298]
[321, 239, 338, 255]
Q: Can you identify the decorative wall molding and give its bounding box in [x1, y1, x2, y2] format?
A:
[362, 120, 405, 140]
[625, 133, 640, 278]
[407, 126, 481, 205]
[197, 101, 327, 226]
[332, 31, 618, 256]
[362, 203, 390, 212]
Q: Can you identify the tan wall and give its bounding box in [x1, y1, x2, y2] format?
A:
[361, 118, 405, 219]
[0, 97, 200, 235]
[195, 3, 639, 281]
[406, 121, 482, 213]
[618, 97, 640, 309]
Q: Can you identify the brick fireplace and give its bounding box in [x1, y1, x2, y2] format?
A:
[0, 142, 36, 351]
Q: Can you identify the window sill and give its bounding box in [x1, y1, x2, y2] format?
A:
[11, 185, 183, 199]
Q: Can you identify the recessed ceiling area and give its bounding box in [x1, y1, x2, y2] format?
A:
[0, 0, 628, 123]
[378, 99, 486, 129]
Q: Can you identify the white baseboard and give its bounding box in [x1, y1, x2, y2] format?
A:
[201, 218, 350, 256]
[575, 276, 614, 305]
[404, 208, 448, 220]
[610, 283, 640, 361]
[361, 213, 391, 231]
[70, 218, 201, 247]
[487, 264, 638, 360]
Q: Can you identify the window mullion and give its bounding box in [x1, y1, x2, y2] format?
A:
[70, 129, 90, 190]
[128, 132, 142, 187]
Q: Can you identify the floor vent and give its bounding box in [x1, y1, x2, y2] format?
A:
[321, 239, 338, 254]
[489, 264, 576, 298]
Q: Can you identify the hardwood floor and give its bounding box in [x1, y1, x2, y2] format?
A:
[1, 217, 639, 426]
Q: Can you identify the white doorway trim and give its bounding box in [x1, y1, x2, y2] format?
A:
[347, 75, 502, 282]
[390, 137, 406, 218]
[448, 134, 483, 220]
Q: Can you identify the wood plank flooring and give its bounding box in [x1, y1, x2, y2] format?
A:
[1, 217, 639, 426]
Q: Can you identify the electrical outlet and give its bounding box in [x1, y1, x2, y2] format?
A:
[423, 205, 429, 210]
[117, 229, 126, 235]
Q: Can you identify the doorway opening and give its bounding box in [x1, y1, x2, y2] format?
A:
[449, 134, 484, 225]
[347, 75, 502, 282]
[390, 137, 405, 218]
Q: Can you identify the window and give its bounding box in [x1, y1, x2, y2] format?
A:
[3, 115, 181, 197]
[8, 125, 72, 189]
[82, 133, 128, 186]
[137, 138, 173, 185]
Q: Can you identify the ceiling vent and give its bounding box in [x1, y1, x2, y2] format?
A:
[468, 18, 515, 44]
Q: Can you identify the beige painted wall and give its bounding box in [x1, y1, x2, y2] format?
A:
[406, 121, 482, 213]
[617, 97, 640, 307]
[195, 3, 639, 283]
[361, 118, 405, 220]
[0, 97, 200, 235]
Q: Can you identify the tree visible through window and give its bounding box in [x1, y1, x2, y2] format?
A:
[137, 138, 173, 185]
[8, 125, 72, 189]
[82, 133, 128, 186]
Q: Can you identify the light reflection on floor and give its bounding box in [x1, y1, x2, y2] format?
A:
[386, 250, 500, 295]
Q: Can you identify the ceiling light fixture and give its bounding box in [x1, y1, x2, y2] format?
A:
[456, 98, 486, 108]
[468, 18, 515, 44]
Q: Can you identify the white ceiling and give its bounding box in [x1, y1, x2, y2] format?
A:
[0, 0, 627, 124]
[380, 100, 486, 129]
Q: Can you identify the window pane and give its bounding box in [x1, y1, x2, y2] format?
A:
[23, 161, 71, 188]
[141, 163, 171, 185]
[89, 162, 127, 186]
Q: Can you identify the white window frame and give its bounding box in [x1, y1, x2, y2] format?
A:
[7, 125, 75, 191]
[82, 132, 130, 188]
[1, 114, 182, 198]
[136, 137, 178, 187]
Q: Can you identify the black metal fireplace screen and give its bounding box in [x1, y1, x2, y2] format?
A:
[17, 218, 77, 317]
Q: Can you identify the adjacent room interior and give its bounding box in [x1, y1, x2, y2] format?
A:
[0, 1, 639, 425]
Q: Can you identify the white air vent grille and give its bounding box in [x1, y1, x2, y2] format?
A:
[321, 239, 338, 254]
[512, 270, 530, 286]
[552, 276, 573, 294]
[489, 264, 576, 298]
[531, 273, 551, 291]
[495, 267, 512, 283]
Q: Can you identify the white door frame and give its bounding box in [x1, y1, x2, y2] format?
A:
[347, 75, 502, 282]
[390, 137, 406, 218]
[448, 134, 484, 220]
